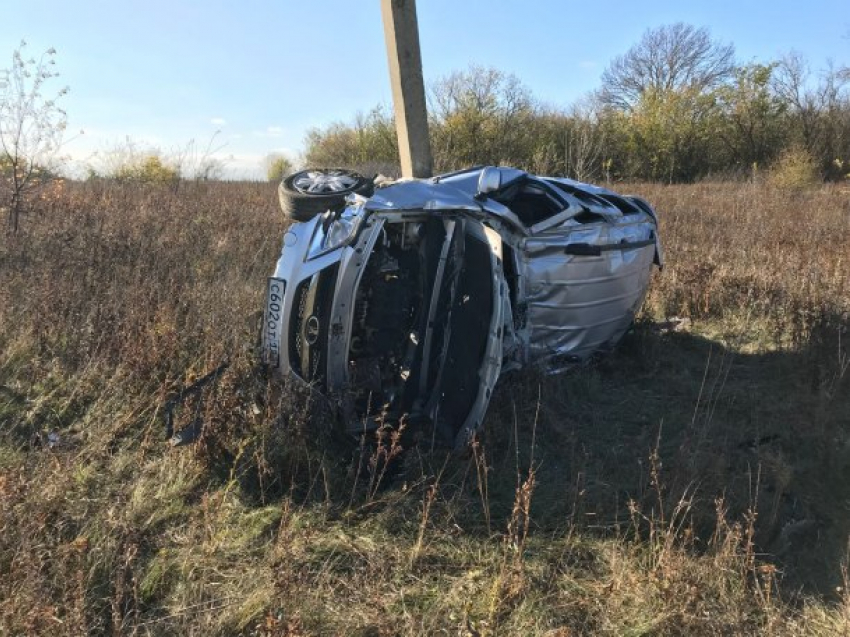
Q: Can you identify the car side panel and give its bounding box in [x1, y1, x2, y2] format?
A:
[520, 215, 656, 365]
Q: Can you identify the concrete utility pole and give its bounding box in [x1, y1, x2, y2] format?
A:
[380, 0, 433, 178]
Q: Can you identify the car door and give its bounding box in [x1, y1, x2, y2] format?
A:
[515, 180, 658, 367]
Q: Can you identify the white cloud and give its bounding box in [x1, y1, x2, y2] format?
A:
[578, 60, 598, 70]
[210, 117, 227, 126]
[250, 126, 287, 139]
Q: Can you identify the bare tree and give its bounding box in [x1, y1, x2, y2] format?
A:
[600, 23, 735, 110]
[773, 52, 850, 178]
[773, 53, 849, 148]
[0, 42, 68, 233]
[563, 101, 606, 182]
[772, 54, 819, 135]
[427, 65, 538, 170]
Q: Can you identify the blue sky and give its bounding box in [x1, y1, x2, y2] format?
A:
[2, 0, 848, 178]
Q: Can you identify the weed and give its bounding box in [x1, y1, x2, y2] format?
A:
[1, 180, 849, 634]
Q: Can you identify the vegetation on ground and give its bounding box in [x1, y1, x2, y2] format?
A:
[1, 179, 848, 635]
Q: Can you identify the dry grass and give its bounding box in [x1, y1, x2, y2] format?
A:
[0, 179, 849, 635]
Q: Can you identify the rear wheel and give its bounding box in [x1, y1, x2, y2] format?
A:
[278, 168, 372, 222]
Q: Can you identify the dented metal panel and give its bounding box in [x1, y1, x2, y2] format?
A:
[521, 218, 656, 365]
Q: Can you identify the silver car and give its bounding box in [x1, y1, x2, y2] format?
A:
[262, 166, 663, 448]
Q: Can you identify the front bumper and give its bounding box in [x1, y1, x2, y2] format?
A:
[261, 212, 386, 391]
[262, 209, 505, 448]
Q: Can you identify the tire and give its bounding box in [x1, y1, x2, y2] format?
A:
[278, 168, 372, 222]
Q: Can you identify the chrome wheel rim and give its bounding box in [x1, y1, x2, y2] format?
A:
[292, 170, 358, 194]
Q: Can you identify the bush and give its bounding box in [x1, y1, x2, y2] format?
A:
[767, 146, 820, 189]
[264, 153, 293, 182]
[113, 154, 180, 185]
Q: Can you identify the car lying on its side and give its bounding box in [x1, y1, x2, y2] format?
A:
[262, 166, 663, 448]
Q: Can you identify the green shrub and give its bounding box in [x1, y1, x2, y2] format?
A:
[114, 154, 180, 185]
[767, 146, 820, 189]
[264, 153, 293, 182]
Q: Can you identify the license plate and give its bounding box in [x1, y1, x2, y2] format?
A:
[262, 277, 286, 368]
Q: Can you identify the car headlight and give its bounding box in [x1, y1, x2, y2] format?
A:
[307, 204, 364, 259]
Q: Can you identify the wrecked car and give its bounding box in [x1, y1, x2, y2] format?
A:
[262, 166, 663, 448]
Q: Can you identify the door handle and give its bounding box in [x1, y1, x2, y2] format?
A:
[564, 236, 655, 256]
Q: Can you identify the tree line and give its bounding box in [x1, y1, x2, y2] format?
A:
[304, 23, 850, 184]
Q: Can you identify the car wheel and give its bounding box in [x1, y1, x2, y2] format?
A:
[278, 168, 372, 222]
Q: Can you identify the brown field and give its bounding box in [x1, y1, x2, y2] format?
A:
[1, 180, 849, 635]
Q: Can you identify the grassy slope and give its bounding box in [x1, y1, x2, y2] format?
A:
[0, 180, 849, 635]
